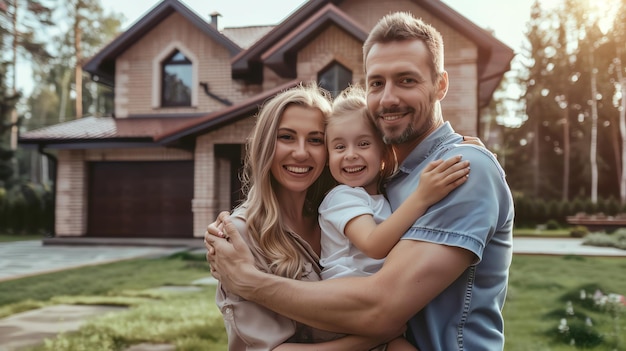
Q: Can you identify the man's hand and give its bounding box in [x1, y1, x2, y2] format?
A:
[205, 211, 257, 293]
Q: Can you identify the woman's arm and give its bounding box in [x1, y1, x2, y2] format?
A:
[345, 155, 469, 259]
[216, 216, 301, 350]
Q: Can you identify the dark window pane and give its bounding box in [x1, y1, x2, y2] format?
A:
[318, 62, 352, 98]
[162, 50, 192, 107]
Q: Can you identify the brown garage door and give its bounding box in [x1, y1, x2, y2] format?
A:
[87, 161, 193, 238]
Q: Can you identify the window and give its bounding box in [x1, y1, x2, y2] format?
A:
[318, 62, 352, 98]
[161, 50, 192, 107]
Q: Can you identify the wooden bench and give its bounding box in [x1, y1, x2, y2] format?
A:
[566, 213, 626, 232]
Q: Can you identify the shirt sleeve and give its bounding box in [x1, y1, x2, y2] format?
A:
[215, 217, 296, 351]
[319, 185, 374, 235]
[402, 146, 512, 263]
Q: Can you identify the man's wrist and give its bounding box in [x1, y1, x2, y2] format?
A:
[235, 263, 266, 300]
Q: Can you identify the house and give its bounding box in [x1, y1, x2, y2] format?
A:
[18, 0, 514, 241]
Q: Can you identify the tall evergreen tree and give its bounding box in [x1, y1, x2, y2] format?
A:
[0, 0, 54, 152]
[25, 0, 122, 128]
[0, 61, 20, 188]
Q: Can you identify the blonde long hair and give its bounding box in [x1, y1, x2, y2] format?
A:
[237, 83, 335, 279]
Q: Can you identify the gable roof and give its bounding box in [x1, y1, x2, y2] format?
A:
[232, 0, 514, 107]
[232, 2, 368, 81]
[261, 3, 368, 78]
[415, 0, 515, 107]
[83, 0, 241, 87]
[222, 25, 275, 49]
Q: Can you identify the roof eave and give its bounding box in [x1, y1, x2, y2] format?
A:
[262, 4, 368, 79]
[156, 80, 302, 144]
[231, 0, 337, 79]
[18, 137, 156, 150]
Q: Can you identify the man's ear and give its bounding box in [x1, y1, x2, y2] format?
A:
[436, 71, 449, 100]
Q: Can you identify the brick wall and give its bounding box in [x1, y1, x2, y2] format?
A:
[115, 13, 255, 117]
[297, 25, 365, 86]
[193, 117, 256, 237]
[55, 150, 87, 236]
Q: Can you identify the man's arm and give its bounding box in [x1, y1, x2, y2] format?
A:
[207, 216, 474, 338]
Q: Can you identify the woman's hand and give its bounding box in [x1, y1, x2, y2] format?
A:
[205, 212, 256, 293]
[205, 211, 230, 255]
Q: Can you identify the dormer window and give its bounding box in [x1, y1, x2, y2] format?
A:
[318, 61, 352, 98]
[161, 50, 192, 107]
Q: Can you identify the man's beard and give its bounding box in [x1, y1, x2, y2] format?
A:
[378, 101, 436, 145]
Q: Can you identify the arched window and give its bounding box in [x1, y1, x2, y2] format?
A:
[161, 50, 192, 107]
[318, 61, 352, 98]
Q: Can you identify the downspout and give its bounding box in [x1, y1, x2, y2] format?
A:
[38, 145, 57, 237]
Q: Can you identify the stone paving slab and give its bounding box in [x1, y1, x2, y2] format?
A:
[0, 304, 127, 351]
[124, 343, 176, 351]
[0, 241, 184, 282]
[513, 237, 626, 256]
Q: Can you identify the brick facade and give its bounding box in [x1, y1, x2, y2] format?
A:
[115, 13, 256, 117]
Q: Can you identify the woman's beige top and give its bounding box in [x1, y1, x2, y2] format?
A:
[216, 214, 342, 351]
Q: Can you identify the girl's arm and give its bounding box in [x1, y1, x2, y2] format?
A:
[345, 155, 469, 259]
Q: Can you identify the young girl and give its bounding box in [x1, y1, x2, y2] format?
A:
[319, 86, 471, 350]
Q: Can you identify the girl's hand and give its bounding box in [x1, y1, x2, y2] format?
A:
[415, 155, 469, 206]
[461, 135, 484, 148]
[462, 136, 497, 158]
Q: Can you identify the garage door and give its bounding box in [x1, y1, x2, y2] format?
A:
[87, 161, 193, 238]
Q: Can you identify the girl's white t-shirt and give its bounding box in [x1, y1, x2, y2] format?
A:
[319, 184, 391, 280]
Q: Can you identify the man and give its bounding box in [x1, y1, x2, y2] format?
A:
[207, 12, 513, 350]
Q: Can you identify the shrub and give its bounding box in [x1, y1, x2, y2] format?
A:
[570, 225, 589, 238]
[583, 230, 626, 250]
[546, 219, 560, 230]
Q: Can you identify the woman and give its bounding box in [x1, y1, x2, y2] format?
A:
[215, 83, 392, 350]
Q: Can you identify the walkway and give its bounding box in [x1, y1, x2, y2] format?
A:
[0, 240, 185, 282]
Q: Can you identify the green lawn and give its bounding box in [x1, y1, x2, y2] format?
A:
[504, 255, 626, 350]
[513, 228, 571, 237]
[0, 233, 46, 242]
[0, 248, 624, 350]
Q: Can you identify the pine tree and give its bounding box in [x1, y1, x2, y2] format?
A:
[0, 61, 21, 188]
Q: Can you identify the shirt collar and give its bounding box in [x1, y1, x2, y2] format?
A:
[397, 121, 456, 174]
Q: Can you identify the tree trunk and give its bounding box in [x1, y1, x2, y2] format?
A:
[617, 53, 626, 204]
[533, 113, 540, 197]
[74, 9, 83, 119]
[562, 105, 570, 201]
[9, 0, 18, 151]
[589, 51, 599, 204]
[58, 70, 71, 122]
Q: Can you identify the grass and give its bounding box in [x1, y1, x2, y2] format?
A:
[1, 246, 625, 350]
[513, 228, 571, 237]
[0, 233, 46, 242]
[504, 255, 626, 350]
